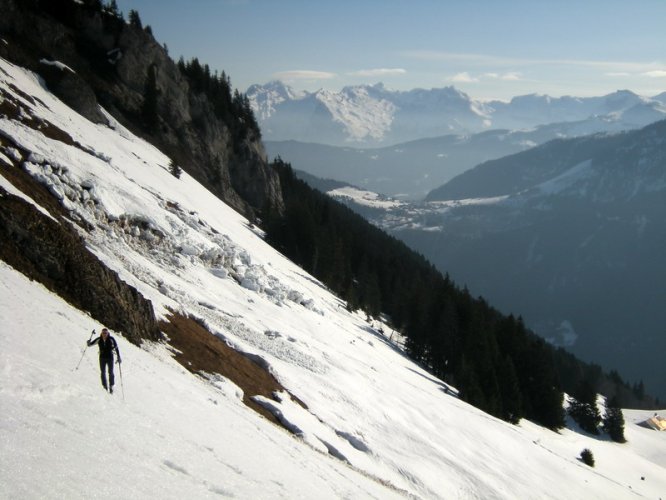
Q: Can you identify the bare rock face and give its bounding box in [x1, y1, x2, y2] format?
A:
[0, 0, 284, 219]
[0, 186, 160, 345]
[38, 60, 109, 125]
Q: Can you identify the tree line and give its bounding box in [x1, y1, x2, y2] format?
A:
[176, 57, 261, 144]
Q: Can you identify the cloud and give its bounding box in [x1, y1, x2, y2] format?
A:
[450, 71, 522, 83]
[349, 68, 407, 77]
[604, 69, 666, 79]
[499, 72, 522, 81]
[402, 50, 665, 74]
[273, 70, 337, 81]
[450, 72, 479, 83]
[643, 70, 666, 78]
[403, 50, 504, 64]
[482, 72, 522, 81]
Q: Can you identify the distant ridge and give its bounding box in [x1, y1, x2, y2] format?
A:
[248, 80, 666, 146]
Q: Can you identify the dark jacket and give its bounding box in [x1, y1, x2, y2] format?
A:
[88, 335, 120, 360]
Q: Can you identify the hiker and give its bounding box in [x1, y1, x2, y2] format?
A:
[88, 328, 121, 393]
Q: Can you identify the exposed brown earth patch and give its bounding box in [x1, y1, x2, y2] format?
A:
[159, 313, 305, 428]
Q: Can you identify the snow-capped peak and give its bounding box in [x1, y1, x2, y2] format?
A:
[313, 85, 396, 142]
[246, 80, 304, 120]
[248, 80, 666, 146]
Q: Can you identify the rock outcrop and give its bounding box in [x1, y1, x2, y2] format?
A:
[0, 181, 160, 345]
[37, 60, 109, 125]
[0, 0, 283, 219]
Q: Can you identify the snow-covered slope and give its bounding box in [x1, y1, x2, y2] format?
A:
[1, 262, 402, 499]
[2, 57, 666, 499]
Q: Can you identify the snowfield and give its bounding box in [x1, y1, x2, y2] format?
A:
[328, 186, 407, 210]
[1, 56, 665, 499]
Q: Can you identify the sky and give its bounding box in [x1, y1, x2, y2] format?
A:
[116, 0, 666, 100]
[2, 56, 665, 499]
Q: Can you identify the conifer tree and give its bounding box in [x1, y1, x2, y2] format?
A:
[105, 0, 119, 17]
[580, 448, 595, 467]
[84, 0, 103, 11]
[357, 260, 381, 318]
[499, 355, 523, 424]
[142, 64, 159, 130]
[345, 281, 360, 312]
[515, 336, 565, 430]
[569, 379, 601, 434]
[128, 9, 142, 29]
[603, 396, 626, 443]
[456, 356, 486, 409]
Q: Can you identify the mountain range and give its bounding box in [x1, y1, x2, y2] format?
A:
[248, 80, 666, 146]
[264, 111, 664, 200]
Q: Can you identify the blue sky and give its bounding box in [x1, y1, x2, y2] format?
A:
[116, 0, 666, 100]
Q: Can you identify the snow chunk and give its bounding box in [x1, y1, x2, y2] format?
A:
[240, 277, 261, 292]
[39, 59, 75, 73]
[0, 151, 14, 167]
[179, 244, 199, 256]
[209, 267, 228, 279]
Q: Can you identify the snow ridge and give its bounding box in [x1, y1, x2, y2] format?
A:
[248, 81, 666, 145]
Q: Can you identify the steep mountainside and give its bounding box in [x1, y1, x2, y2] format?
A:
[2, 51, 665, 499]
[0, 0, 282, 218]
[425, 133, 622, 201]
[426, 123, 666, 201]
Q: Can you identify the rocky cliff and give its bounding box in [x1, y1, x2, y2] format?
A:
[0, 172, 160, 345]
[0, 0, 282, 218]
[0, 0, 288, 344]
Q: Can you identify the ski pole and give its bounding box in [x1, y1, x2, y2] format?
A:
[75, 330, 95, 371]
[118, 359, 125, 400]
